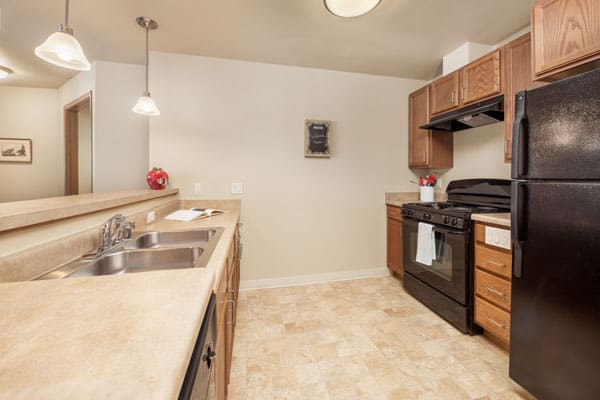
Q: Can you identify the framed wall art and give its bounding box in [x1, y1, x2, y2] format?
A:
[0, 138, 32, 163]
[304, 119, 331, 158]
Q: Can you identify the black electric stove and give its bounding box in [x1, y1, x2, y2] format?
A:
[400, 179, 511, 334]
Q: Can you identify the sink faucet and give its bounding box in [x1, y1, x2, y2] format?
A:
[96, 214, 136, 256]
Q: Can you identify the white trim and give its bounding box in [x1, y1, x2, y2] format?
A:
[240, 267, 391, 291]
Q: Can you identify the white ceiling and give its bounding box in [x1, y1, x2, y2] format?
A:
[0, 0, 534, 88]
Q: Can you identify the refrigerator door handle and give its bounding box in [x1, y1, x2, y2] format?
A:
[511, 91, 527, 180]
[511, 181, 526, 278]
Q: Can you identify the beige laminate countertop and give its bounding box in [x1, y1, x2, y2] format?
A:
[0, 189, 179, 233]
[471, 213, 511, 228]
[0, 206, 240, 399]
[385, 191, 447, 208]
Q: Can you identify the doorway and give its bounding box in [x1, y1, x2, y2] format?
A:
[64, 92, 93, 196]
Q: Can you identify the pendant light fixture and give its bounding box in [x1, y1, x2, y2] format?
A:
[34, 0, 91, 71]
[324, 0, 382, 17]
[0, 66, 13, 80]
[132, 17, 160, 116]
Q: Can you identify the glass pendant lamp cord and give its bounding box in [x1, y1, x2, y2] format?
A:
[145, 24, 149, 94]
[64, 0, 69, 26]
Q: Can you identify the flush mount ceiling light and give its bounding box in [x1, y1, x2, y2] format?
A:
[324, 0, 382, 17]
[132, 17, 160, 116]
[34, 0, 91, 71]
[0, 66, 14, 80]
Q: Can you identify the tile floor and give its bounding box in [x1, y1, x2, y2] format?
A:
[227, 276, 535, 400]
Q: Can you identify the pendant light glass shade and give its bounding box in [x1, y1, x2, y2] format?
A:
[35, 29, 91, 71]
[35, 1, 91, 71]
[0, 66, 13, 80]
[132, 93, 160, 116]
[324, 0, 381, 17]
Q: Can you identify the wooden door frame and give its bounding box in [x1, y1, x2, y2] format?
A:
[64, 91, 92, 196]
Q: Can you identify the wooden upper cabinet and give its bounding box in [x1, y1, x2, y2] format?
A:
[503, 33, 546, 163]
[532, 0, 600, 81]
[461, 50, 502, 105]
[430, 71, 460, 115]
[408, 86, 453, 169]
[408, 86, 431, 167]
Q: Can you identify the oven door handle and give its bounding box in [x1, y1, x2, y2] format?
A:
[432, 227, 464, 236]
[402, 217, 465, 236]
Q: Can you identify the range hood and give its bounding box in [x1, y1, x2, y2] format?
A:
[421, 95, 504, 132]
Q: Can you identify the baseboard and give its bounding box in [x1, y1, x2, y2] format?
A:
[240, 267, 391, 291]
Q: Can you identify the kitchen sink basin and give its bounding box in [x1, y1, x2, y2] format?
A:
[68, 247, 204, 278]
[125, 229, 220, 249]
[35, 227, 224, 280]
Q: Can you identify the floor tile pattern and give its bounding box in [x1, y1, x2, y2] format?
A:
[228, 276, 535, 400]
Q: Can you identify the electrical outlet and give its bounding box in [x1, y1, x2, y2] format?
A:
[194, 183, 202, 195]
[231, 182, 243, 195]
[147, 211, 156, 224]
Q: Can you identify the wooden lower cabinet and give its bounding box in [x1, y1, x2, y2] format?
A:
[215, 266, 229, 400]
[216, 225, 242, 400]
[386, 205, 403, 279]
[474, 222, 512, 348]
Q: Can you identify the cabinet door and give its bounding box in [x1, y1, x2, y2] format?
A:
[532, 0, 600, 81]
[408, 86, 431, 167]
[430, 71, 460, 115]
[462, 50, 502, 105]
[386, 209, 403, 279]
[215, 274, 228, 400]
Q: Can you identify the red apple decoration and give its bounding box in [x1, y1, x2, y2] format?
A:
[146, 167, 169, 190]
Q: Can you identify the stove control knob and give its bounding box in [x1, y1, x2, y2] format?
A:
[451, 218, 459, 225]
[443, 216, 451, 224]
[407, 210, 413, 216]
[424, 213, 431, 220]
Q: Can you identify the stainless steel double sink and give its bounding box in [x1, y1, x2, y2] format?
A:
[36, 228, 224, 280]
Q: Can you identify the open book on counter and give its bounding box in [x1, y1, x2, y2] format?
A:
[164, 208, 225, 222]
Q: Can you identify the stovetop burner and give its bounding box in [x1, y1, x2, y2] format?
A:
[400, 179, 512, 230]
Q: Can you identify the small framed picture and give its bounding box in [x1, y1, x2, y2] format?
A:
[0, 138, 32, 163]
[304, 119, 331, 158]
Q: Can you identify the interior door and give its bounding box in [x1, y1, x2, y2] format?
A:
[510, 181, 600, 400]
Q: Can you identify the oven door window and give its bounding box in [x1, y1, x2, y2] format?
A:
[403, 219, 468, 305]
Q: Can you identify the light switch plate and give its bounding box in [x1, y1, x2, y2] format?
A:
[231, 182, 243, 194]
[484, 226, 511, 250]
[194, 183, 202, 195]
[147, 211, 156, 224]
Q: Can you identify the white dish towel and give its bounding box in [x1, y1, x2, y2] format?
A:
[416, 222, 437, 266]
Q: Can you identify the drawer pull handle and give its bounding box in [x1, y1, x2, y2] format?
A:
[486, 287, 505, 298]
[486, 260, 506, 268]
[487, 315, 505, 329]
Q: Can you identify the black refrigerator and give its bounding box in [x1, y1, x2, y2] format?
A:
[510, 67, 600, 400]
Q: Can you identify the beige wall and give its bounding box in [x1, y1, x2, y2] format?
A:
[93, 61, 149, 192]
[149, 53, 424, 282]
[435, 124, 511, 189]
[0, 87, 61, 202]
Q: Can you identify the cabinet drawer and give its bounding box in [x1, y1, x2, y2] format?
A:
[475, 297, 511, 343]
[387, 205, 403, 221]
[475, 268, 511, 311]
[475, 243, 512, 279]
